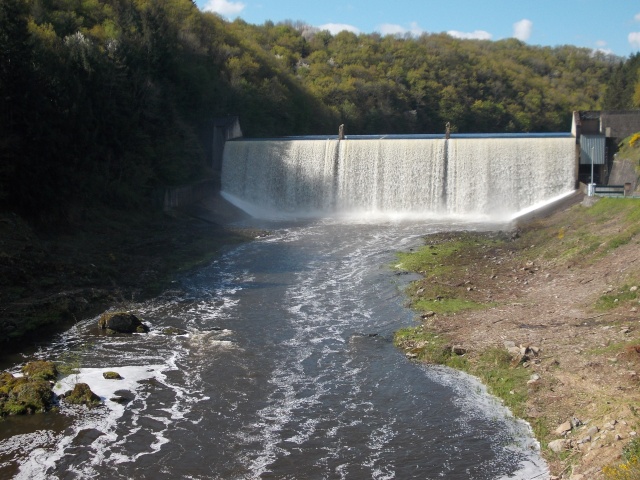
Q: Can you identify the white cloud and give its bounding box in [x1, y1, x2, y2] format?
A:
[593, 40, 613, 55]
[634, 13, 640, 22]
[203, 0, 245, 16]
[378, 22, 423, 37]
[379, 23, 408, 35]
[630, 32, 640, 49]
[447, 30, 492, 40]
[513, 19, 532, 41]
[318, 23, 360, 35]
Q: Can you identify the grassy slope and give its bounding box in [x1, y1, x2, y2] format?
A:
[394, 197, 640, 478]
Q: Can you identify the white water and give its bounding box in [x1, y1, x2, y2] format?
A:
[221, 137, 575, 219]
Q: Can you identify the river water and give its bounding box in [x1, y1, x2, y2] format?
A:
[0, 217, 548, 479]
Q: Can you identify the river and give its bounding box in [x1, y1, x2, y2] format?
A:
[0, 217, 548, 479]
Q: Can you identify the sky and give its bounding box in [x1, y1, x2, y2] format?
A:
[195, 0, 640, 58]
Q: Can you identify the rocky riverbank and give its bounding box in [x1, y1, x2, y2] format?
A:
[394, 196, 640, 479]
[0, 195, 257, 362]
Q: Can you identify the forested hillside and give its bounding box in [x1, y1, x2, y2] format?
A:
[0, 0, 637, 220]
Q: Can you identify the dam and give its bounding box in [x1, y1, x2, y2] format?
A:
[221, 133, 576, 220]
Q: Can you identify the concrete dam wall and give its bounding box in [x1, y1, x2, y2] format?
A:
[221, 135, 576, 220]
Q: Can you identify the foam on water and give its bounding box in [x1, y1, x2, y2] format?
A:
[3, 250, 246, 479]
[1, 219, 550, 479]
[425, 366, 549, 480]
[224, 222, 549, 479]
[14, 365, 167, 479]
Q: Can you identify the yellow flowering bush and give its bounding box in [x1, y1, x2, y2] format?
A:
[602, 456, 640, 480]
[629, 133, 640, 148]
[603, 440, 640, 480]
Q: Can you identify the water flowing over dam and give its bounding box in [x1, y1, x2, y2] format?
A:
[221, 135, 575, 219]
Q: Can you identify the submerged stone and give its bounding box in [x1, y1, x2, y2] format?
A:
[161, 327, 188, 336]
[110, 395, 131, 404]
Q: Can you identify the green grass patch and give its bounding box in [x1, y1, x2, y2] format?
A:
[586, 197, 638, 220]
[595, 284, 639, 311]
[623, 438, 640, 463]
[519, 198, 640, 268]
[537, 231, 601, 262]
[395, 233, 502, 274]
[396, 232, 503, 316]
[473, 347, 530, 418]
[394, 327, 531, 419]
[394, 326, 468, 370]
[395, 246, 455, 277]
[586, 339, 639, 356]
[414, 297, 489, 315]
[530, 417, 551, 447]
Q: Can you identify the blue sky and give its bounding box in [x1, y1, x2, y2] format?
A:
[195, 0, 640, 58]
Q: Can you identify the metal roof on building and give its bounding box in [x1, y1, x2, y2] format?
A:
[580, 135, 605, 165]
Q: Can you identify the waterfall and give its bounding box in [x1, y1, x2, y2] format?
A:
[221, 139, 338, 214]
[445, 137, 575, 216]
[221, 136, 575, 219]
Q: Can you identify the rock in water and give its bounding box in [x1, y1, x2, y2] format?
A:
[98, 312, 149, 334]
[0, 372, 54, 415]
[21, 360, 58, 381]
[110, 395, 129, 404]
[63, 383, 101, 407]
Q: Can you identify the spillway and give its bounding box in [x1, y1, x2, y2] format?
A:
[221, 135, 575, 219]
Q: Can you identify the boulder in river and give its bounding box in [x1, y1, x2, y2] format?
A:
[62, 383, 101, 407]
[0, 371, 55, 415]
[98, 311, 149, 334]
[21, 360, 58, 381]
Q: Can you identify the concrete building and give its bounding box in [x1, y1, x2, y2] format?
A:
[572, 110, 640, 185]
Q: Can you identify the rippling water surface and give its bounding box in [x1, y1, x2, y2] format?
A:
[0, 218, 548, 479]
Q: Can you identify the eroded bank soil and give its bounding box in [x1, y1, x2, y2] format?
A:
[403, 197, 640, 479]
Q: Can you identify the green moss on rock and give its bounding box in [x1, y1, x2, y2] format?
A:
[10, 380, 54, 413]
[63, 382, 101, 407]
[102, 371, 122, 380]
[0, 371, 55, 415]
[21, 360, 58, 381]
